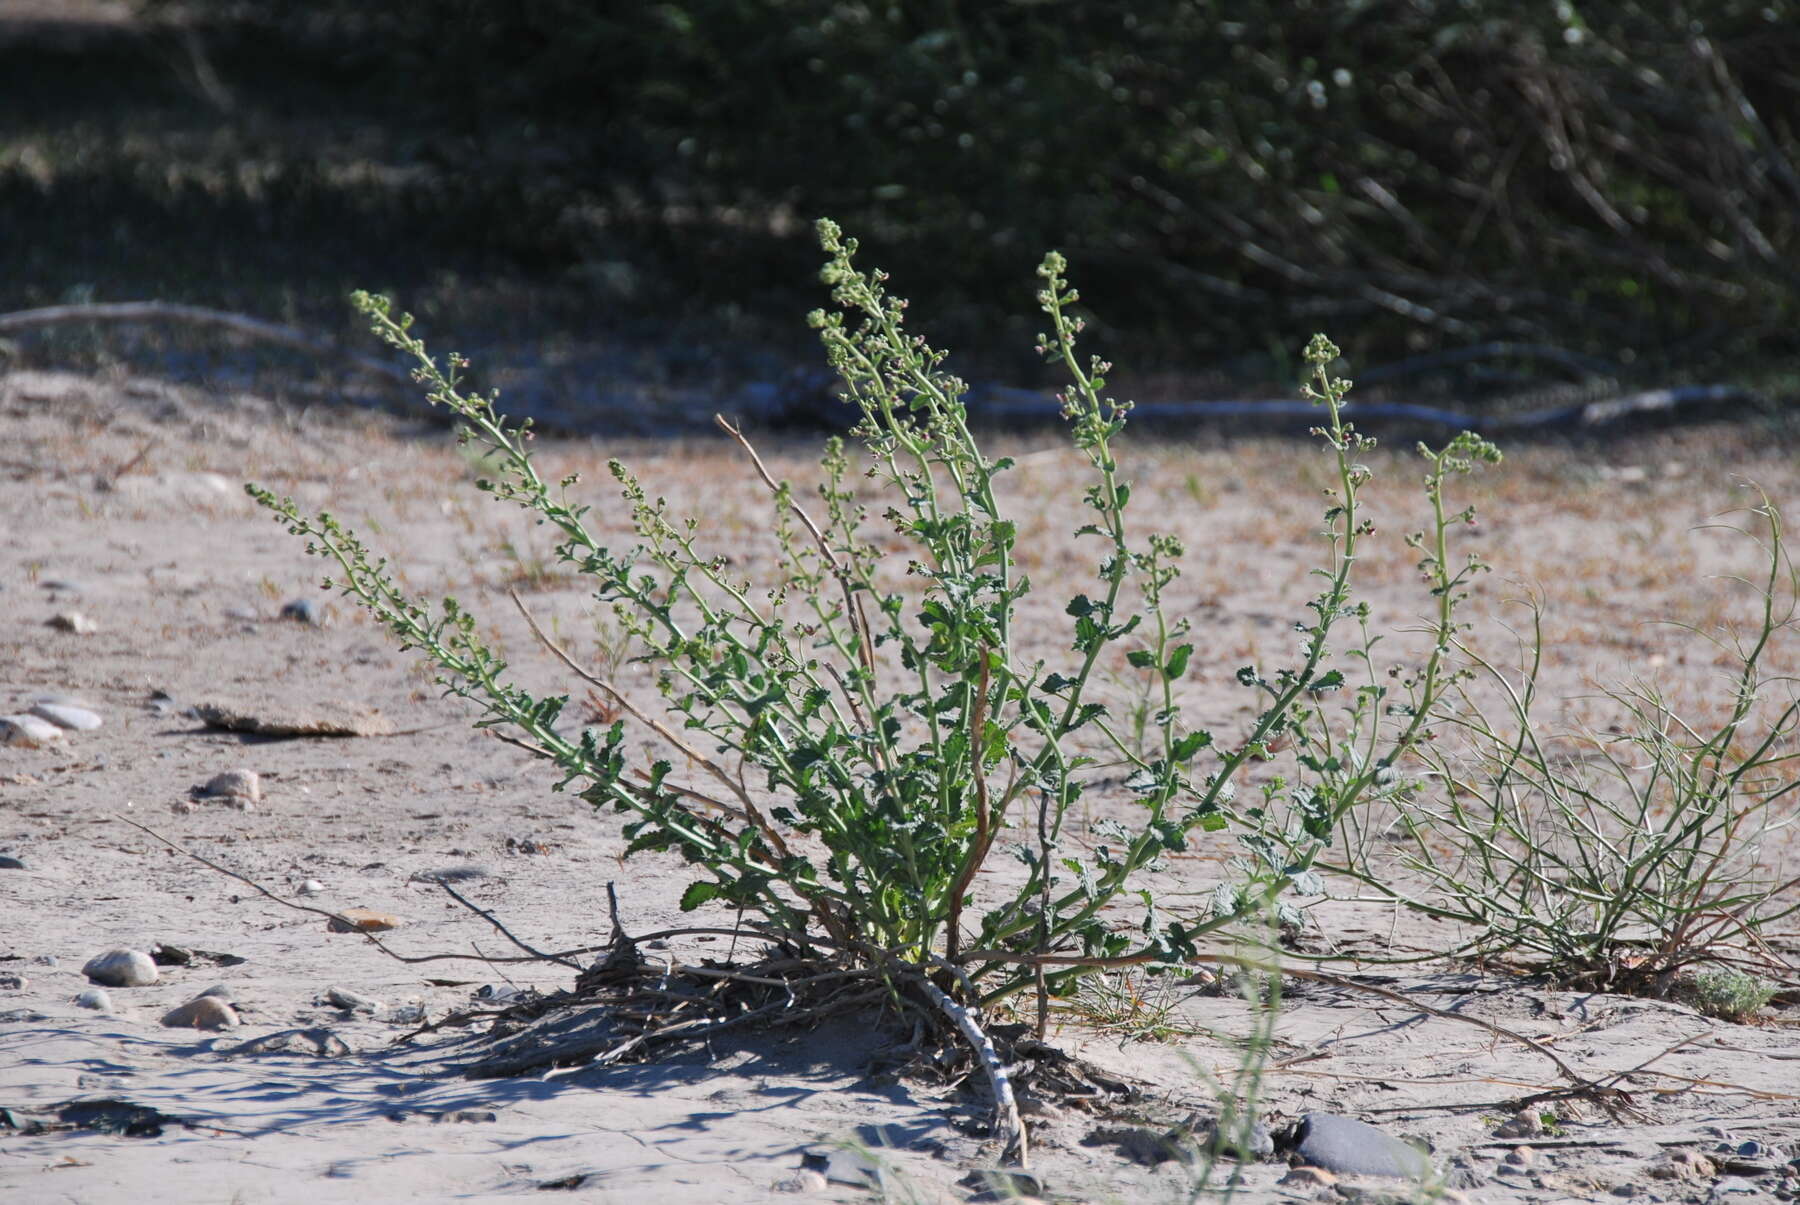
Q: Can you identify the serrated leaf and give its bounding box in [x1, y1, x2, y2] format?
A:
[1171, 730, 1212, 761]
[678, 881, 721, 911]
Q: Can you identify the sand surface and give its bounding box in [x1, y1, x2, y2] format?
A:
[3, 370, 1798, 1203]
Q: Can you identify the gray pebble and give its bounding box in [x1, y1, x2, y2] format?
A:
[1710, 1176, 1761, 1197]
[0, 973, 27, 990]
[1290, 1112, 1432, 1180]
[29, 702, 103, 731]
[0, 855, 25, 870]
[75, 988, 112, 1011]
[39, 579, 85, 595]
[199, 983, 234, 1001]
[298, 879, 325, 895]
[83, 948, 159, 987]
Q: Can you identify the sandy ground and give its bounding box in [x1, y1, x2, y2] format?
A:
[3, 369, 1799, 1203]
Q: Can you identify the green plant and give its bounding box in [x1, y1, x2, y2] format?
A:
[1683, 967, 1778, 1022]
[1322, 497, 1800, 990]
[247, 221, 1484, 1022]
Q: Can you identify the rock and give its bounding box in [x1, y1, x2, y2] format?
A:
[47, 611, 97, 634]
[1288, 1113, 1432, 1180]
[199, 769, 261, 802]
[1280, 1166, 1338, 1189]
[0, 855, 24, 870]
[329, 908, 402, 933]
[326, 986, 384, 1015]
[298, 879, 325, 895]
[39, 577, 86, 595]
[29, 702, 102, 731]
[194, 698, 394, 737]
[1503, 1146, 1535, 1168]
[198, 984, 234, 1001]
[75, 988, 112, 1011]
[1, 714, 65, 748]
[83, 949, 159, 987]
[774, 1169, 830, 1193]
[1710, 1177, 1762, 1197]
[161, 995, 240, 1030]
[0, 973, 27, 991]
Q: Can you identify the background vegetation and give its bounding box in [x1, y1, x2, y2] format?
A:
[3, 1, 1797, 409]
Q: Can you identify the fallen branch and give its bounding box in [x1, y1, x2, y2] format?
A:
[0, 301, 414, 386]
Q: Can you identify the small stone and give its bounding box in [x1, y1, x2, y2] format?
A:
[326, 986, 384, 1015]
[298, 879, 325, 896]
[198, 983, 234, 1001]
[40, 578, 85, 595]
[162, 994, 240, 1030]
[774, 1169, 830, 1193]
[29, 702, 102, 731]
[1503, 1146, 1535, 1168]
[199, 769, 261, 802]
[329, 908, 402, 933]
[1280, 1166, 1338, 1188]
[47, 611, 97, 634]
[83, 948, 159, 987]
[74, 988, 112, 1011]
[1290, 1113, 1432, 1180]
[0, 855, 25, 870]
[0, 973, 26, 990]
[1, 714, 65, 748]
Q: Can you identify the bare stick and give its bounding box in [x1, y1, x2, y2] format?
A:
[961, 943, 1589, 1087]
[716, 415, 876, 677]
[117, 813, 557, 967]
[508, 588, 794, 863]
[919, 952, 1028, 1166]
[0, 301, 414, 386]
[436, 878, 583, 971]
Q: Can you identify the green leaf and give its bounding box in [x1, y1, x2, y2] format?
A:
[1163, 643, 1194, 680]
[1172, 730, 1212, 761]
[1126, 649, 1156, 669]
[678, 881, 721, 911]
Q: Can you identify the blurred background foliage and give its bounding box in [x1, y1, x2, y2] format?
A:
[3, 0, 1796, 411]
